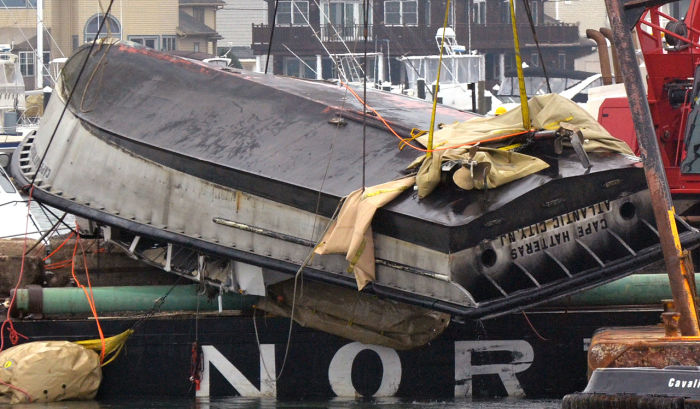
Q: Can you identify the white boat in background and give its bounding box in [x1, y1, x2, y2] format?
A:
[0, 45, 34, 169]
[490, 69, 604, 115]
[399, 28, 493, 113]
[0, 165, 41, 241]
[202, 57, 231, 68]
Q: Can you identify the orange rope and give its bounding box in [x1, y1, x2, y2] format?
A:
[522, 311, 550, 342]
[0, 379, 32, 402]
[45, 259, 73, 270]
[0, 186, 34, 352]
[341, 81, 532, 153]
[70, 223, 106, 363]
[42, 231, 76, 261]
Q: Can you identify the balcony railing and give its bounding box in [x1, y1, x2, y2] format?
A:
[320, 24, 373, 42]
[455, 23, 580, 49]
[252, 21, 580, 54]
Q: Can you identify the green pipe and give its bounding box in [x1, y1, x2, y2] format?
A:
[13, 285, 258, 314]
[550, 274, 700, 307]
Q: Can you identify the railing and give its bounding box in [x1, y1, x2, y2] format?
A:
[252, 21, 580, 53]
[454, 23, 580, 49]
[319, 24, 373, 42]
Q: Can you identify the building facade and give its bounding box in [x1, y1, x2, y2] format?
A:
[217, 0, 266, 52]
[0, 0, 222, 89]
[543, 0, 609, 72]
[178, 0, 223, 54]
[251, 0, 594, 85]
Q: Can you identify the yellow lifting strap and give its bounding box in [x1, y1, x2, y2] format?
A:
[400, 128, 428, 150]
[75, 329, 134, 367]
[509, 0, 531, 130]
[426, 0, 452, 158]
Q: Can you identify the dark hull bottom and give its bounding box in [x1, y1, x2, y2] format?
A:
[12, 308, 663, 400]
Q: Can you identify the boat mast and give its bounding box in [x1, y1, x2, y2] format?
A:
[35, 0, 43, 90]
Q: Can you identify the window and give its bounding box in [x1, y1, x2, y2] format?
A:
[472, 0, 485, 24]
[18, 51, 49, 77]
[0, 170, 15, 194]
[384, 0, 417, 26]
[1, 0, 36, 7]
[423, 0, 430, 25]
[277, 1, 309, 25]
[84, 14, 121, 43]
[283, 56, 316, 78]
[40, 50, 50, 84]
[530, 0, 539, 25]
[161, 36, 176, 51]
[129, 35, 159, 49]
[558, 52, 566, 69]
[447, 1, 454, 26]
[193, 42, 200, 52]
[321, 1, 372, 40]
[501, 0, 512, 24]
[193, 7, 205, 23]
[530, 52, 539, 67]
[19, 51, 34, 76]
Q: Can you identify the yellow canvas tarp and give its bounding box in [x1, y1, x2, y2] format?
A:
[256, 279, 450, 350]
[316, 94, 634, 289]
[0, 341, 101, 404]
[315, 176, 415, 290]
[415, 93, 634, 155]
[409, 93, 634, 198]
[411, 146, 549, 198]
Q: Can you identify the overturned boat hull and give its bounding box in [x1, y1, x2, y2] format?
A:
[11, 41, 700, 318]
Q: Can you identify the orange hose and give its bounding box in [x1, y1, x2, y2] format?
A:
[42, 231, 76, 261]
[341, 82, 531, 153]
[70, 224, 106, 363]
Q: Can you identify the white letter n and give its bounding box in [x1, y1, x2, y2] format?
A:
[197, 344, 276, 397]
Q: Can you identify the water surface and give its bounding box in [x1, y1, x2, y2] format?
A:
[12, 397, 562, 409]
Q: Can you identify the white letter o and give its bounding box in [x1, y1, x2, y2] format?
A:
[328, 342, 402, 397]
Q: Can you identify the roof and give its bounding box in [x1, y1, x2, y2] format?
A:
[179, 0, 225, 5]
[0, 28, 51, 51]
[166, 50, 217, 60]
[503, 67, 598, 79]
[177, 10, 223, 39]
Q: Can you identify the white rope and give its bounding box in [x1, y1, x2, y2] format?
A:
[281, 43, 317, 76]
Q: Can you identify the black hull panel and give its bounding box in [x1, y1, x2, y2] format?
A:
[13, 309, 662, 400]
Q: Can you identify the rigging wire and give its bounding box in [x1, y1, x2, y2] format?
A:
[28, 0, 116, 188]
[341, 81, 530, 152]
[299, 0, 371, 80]
[0, 185, 34, 353]
[509, 0, 531, 129]
[264, 0, 280, 74]
[362, 0, 369, 191]
[426, 0, 452, 157]
[72, 225, 106, 363]
[23, 212, 67, 254]
[287, 0, 359, 83]
[253, 199, 345, 381]
[252, 1, 361, 381]
[281, 44, 317, 76]
[520, 0, 551, 93]
[36, 202, 77, 234]
[130, 276, 184, 332]
[0, 0, 65, 84]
